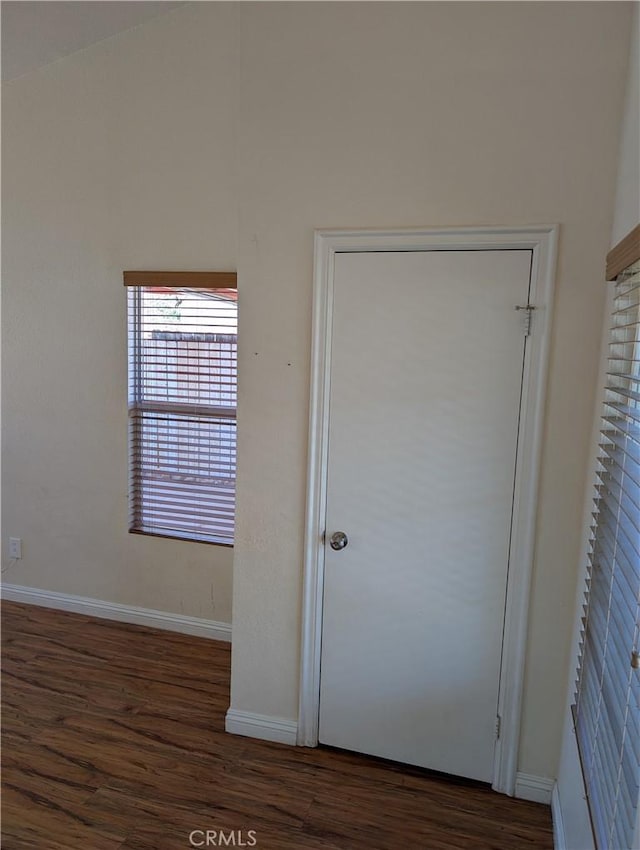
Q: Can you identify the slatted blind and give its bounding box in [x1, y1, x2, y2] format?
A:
[127, 283, 237, 544]
[575, 258, 640, 850]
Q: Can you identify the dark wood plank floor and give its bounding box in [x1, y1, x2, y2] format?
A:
[1, 600, 554, 849]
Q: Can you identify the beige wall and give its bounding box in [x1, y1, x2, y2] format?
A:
[230, 1, 632, 782]
[612, 1, 640, 248]
[2, 3, 238, 622]
[556, 4, 638, 845]
[2, 1, 633, 784]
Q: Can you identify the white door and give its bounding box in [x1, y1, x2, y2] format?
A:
[319, 249, 531, 783]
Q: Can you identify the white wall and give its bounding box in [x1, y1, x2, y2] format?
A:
[230, 1, 632, 784]
[2, 3, 238, 623]
[555, 5, 639, 848]
[553, 290, 613, 850]
[2, 0, 633, 788]
[612, 2, 640, 248]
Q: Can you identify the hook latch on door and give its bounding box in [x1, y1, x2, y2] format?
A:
[515, 304, 536, 336]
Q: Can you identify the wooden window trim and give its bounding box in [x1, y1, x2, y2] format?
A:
[123, 271, 237, 289]
[606, 224, 640, 281]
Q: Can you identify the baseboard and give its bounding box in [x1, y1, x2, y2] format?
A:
[224, 716, 556, 792]
[225, 708, 298, 745]
[515, 772, 555, 805]
[551, 783, 567, 850]
[1, 583, 231, 642]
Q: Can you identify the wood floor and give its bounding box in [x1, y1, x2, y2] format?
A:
[1, 600, 554, 849]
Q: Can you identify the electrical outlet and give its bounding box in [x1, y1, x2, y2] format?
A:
[9, 538, 22, 559]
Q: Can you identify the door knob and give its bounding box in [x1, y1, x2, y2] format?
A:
[329, 531, 348, 551]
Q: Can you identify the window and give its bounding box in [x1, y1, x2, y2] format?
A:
[125, 271, 238, 545]
[574, 253, 640, 850]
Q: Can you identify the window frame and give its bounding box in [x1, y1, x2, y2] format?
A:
[124, 271, 238, 547]
[573, 231, 640, 850]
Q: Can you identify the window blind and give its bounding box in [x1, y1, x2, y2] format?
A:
[127, 284, 238, 545]
[575, 258, 640, 850]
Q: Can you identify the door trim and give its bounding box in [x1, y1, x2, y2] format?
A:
[298, 226, 558, 796]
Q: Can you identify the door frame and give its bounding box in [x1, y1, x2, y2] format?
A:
[298, 226, 558, 796]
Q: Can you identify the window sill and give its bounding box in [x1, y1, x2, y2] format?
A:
[129, 528, 233, 549]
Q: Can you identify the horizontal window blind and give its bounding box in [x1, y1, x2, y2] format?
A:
[575, 259, 640, 850]
[127, 285, 237, 544]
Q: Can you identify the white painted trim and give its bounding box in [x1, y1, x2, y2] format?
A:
[552, 783, 567, 850]
[493, 226, 558, 795]
[225, 709, 298, 745]
[514, 772, 555, 805]
[298, 225, 558, 798]
[1, 583, 231, 642]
